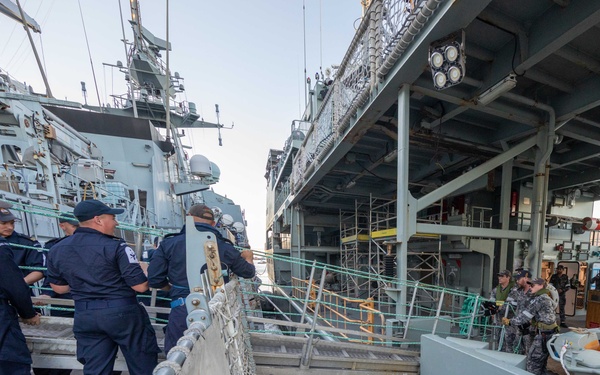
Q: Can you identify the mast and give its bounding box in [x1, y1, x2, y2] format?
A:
[15, 0, 53, 98]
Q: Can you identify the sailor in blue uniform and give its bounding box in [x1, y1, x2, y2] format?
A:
[148, 204, 255, 354]
[0, 207, 44, 285]
[46, 200, 160, 375]
[33, 213, 79, 375]
[0, 239, 41, 375]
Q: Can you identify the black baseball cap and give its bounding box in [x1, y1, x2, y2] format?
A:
[515, 269, 532, 280]
[73, 199, 124, 222]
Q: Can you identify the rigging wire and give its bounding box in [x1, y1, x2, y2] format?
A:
[37, 34, 48, 79]
[319, 0, 323, 76]
[302, 0, 308, 109]
[77, 0, 102, 106]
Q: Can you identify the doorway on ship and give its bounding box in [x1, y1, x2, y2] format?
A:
[557, 261, 579, 317]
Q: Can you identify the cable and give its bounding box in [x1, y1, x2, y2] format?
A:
[77, 0, 102, 106]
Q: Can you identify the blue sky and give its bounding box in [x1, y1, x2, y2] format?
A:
[0, 0, 361, 249]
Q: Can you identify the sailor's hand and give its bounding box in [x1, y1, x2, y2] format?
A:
[501, 317, 510, 326]
[23, 313, 41, 326]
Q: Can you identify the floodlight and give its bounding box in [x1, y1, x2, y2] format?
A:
[476, 74, 517, 105]
[448, 66, 461, 83]
[431, 52, 444, 68]
[434, 72, 447, 87]
[428, 30, 466, 90]
[445, 46, 458, 62]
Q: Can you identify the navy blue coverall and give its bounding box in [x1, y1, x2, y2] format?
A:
[147, 223, 256, 353]
[33, 237, 73, 375]
[46, 227, 160, 375]
[0, 240, 38, 375]
[6, 231, 44, 281]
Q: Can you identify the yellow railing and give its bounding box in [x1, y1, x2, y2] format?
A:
[291, 277, 386, 344]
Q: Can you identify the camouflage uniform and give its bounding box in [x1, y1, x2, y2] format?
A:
[490, 280, 515, 351]
[509, 290, 557, 375]
[508, 286, 533, 354]
[549, 272, 569, 325]
[502, 284, 520, 353]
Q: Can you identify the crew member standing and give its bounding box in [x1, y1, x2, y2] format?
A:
[46, 200, 160, 375]
[506, 269, 532, 354]
[549, 265, 569, 328]
[0, 207, 44, 285]
[0, 240, 41, 375]
[503, 277, 558, 375]
[490, 269, 515, 351]
[33, 213, 79, 375]
[148, 204, 256, 354]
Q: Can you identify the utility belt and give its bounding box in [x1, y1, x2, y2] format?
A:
[74, 297, 138, 311]
[170, 297, 186, 308]
[535, 322, 558, 336]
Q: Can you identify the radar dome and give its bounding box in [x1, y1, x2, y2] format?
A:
[232, 222, 245, 233]
[189, 154, 212, 177]
[210, 162, 221, 182]
[291, 130, 305, 141]
[221, 214, 234, 226]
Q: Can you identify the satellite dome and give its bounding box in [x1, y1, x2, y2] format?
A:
[189, 154, 212, 177]
[221, 214, 234, 226]
[232, 222, 245, 233]
[291, 130, 305, 141]
[210, 162, 221, 182]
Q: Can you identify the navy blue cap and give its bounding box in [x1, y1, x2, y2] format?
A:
[515, 269, 532, 280]
[0, 208, 17, 222]
[73, 200, 124, 222]
[58, 212, 79, 225]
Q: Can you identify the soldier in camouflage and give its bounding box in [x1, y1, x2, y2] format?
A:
[490, 269, 515, 351]
[506, 269, 533, 354]
[549, 265, 569, 328]
[503, 277, 558, 375]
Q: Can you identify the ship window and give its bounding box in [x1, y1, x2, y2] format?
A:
[1, 144, 22, 164]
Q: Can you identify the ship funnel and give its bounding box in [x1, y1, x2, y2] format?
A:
[189, 154, 212, 177]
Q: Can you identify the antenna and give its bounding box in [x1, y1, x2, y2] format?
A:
[302, 0, 308, 109]
[215, 104, 222, 146]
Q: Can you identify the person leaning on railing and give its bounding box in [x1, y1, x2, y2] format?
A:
[147, 204, 255, 354]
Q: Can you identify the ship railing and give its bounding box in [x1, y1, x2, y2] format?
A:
[291, 277, 388, 344]
[291, 0, 440, 193]
[248, 250, 505, 350]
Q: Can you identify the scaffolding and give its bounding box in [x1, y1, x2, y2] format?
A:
[340, 195, 446, 313]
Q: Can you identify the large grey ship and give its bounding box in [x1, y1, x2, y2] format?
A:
[5, 0, 600, 374]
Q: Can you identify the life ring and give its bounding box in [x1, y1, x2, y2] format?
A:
[23, 118, 30, 128]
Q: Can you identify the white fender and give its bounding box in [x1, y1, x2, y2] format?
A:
[546, 283, 560, 310]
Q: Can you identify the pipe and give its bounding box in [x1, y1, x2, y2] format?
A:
[505, 93, 556, 274]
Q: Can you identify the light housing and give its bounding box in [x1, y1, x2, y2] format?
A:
[429, 30, 466, 90]
[476, 74, 517, 106]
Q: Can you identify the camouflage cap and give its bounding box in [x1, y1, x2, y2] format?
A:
[497, 269, 511, 277]
[527, 277, 545, 286]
